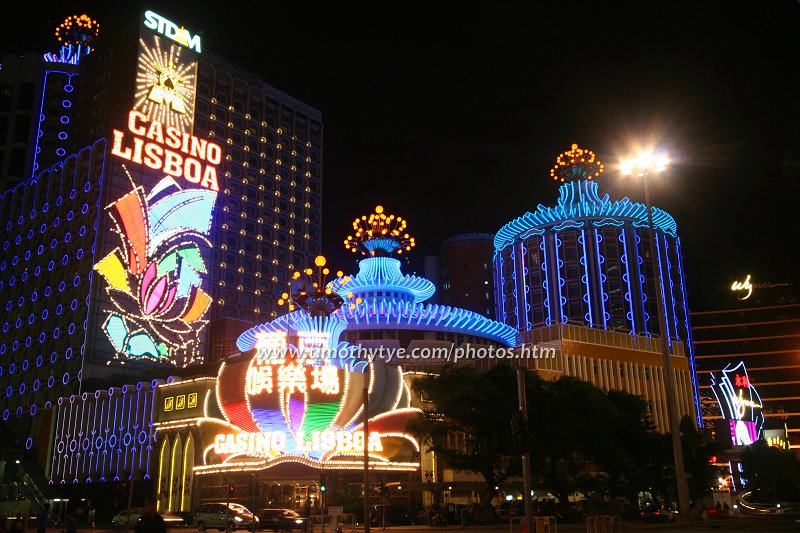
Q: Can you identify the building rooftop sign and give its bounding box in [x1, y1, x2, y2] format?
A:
[143, 10, 201, 53]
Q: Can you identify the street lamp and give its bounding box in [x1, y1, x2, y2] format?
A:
[620, 151, 691, 519]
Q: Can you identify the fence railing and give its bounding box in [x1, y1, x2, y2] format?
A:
[510, 515, 558, 533]
[585, 514, 622, 533]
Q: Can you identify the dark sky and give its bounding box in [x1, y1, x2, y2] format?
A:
[3, 0, 800, 310]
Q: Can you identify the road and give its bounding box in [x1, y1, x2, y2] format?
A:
[66, 517, 800, 533]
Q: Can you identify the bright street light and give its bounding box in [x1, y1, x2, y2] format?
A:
[619, 150, 691, 521]
[620, 152, 670, 176]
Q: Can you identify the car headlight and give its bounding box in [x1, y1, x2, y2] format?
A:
[234, 517, 243, 522]
[295, 520, 303, 524]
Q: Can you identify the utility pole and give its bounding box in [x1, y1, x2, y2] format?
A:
[363, 385, 370, 533]
[516, 368, 534, 533]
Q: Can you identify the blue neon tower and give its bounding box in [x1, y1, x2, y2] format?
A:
[494, 144, 701, 428]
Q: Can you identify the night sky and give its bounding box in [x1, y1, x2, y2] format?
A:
[3, 0, 799, 310]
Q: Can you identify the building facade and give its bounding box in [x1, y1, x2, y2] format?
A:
[493, 144, 700, 431]
[438, 233, 495, 318]
[692, 278, 800, 450]
[0, 9, 322, 508]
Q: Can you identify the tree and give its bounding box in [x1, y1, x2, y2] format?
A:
[740, 440, 800, 501]
[676, 416, 722, 505]
[406, 364, 520, 503]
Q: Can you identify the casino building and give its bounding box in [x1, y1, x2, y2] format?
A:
[493, 145, 700, 431]
[0, 8, 322, 509]
[46, 206, 518, 515]
[692, 277, 800, 451]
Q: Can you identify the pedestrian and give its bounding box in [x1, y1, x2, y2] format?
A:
[37, 504, 50, 533]
[65, 514, 77, 533]
[10, 514, 24, 533]
[722, 502, 729, 518]
[135, 502, 166, 533]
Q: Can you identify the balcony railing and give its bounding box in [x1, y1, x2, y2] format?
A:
[523, 323, 685, 357]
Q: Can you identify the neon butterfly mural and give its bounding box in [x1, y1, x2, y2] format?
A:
[93, 171, 216, 365]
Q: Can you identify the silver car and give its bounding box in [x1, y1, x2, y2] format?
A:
[195, 503, 258, 531]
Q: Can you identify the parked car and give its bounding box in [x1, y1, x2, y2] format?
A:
[112, 509, 144, 528]
[195, 503, 258, 531]
[112, 508, 187, 528]
[640, 504, 675, 523]
[254, 509, 307, 531]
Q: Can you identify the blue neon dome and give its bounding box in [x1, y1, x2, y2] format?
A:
[493, 175, 700, 424]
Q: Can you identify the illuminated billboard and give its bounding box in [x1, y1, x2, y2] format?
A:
[153, 329, 421, 474]
[711, 361, 764, 446]
[92, 173, 216, 365]
[136, 11, 199, 132]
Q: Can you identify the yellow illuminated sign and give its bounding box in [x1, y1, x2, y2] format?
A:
[731, 275, 753, 300]
[213, 430, 383, 456]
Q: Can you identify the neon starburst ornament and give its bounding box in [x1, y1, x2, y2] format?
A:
[135, 34, 197, 131]
[344, 205, 415, 256]
[46, 14, 99, 64]
[550, 143, 604, 183]
[54, 14, 100, 48]
[147, 62, 187, 114]
[278, 256, 361, 316]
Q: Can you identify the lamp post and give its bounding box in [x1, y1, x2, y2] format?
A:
[621, 152, 691, 519]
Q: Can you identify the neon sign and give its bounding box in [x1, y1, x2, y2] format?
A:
[730, 274, 790, 300]
[212, 430, 383, 455]
[143, 11, 201, 53]
[93, 174, 216, 364]
[711, 362, 764, 446]
[153, 327, 421, 473]
[111, 110, 221, 191]
[731, 275, 753, 300]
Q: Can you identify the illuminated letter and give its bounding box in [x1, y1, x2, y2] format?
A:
[271, 431, 286, 452]
[213, 434, 226, 454]
[165, 127, 182, 149]
[254, 433, 269, 454]
[321, 430, 336, 452]
[143, 143, 163, 169]
[110, 130, 132, 160]
[352, 431, 364, 451]
[145, 120, 164, 144]
[206, 142, 222, 165]
[368, 432, 383, 452]
[235, 433, 248, 454]
[143, 11, 160, 31]
[224, 434, 235, 454]
[189, 136, 207, 160]
[131, 138, 145, 165]
[128, 110, 147, 136]
[183, 158, 202, 184]
[200, 167, 219, 192]
[336, 431, 352, 452]
[181, 132, 191, 154]
[163, 149, 183, 177]
[187, 34, 202, 54]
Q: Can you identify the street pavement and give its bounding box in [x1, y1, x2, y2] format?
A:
[52, 518, 800, 533]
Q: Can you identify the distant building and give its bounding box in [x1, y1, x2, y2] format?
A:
[439, 233, 494, 317]
[493, 144, 699, 431]
[692, 275, 799, 450]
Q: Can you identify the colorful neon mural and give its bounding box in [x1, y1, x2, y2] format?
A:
[93, 170, 216, 365]
[710, 361, 764, 446]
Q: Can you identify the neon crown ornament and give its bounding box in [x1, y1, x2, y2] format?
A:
[550, 143, 604, 183]
[278, 256, 361, 316]
[344, 205, 415, 256]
